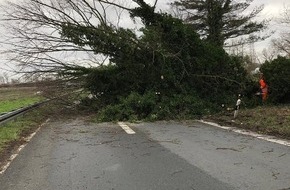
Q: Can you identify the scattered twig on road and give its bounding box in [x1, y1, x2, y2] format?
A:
[171, 170, 183, 176]
[278, 153, 287, 157]
[272, 171, 280, 180]
[85, 140, 120, 146]
[148, 138, 181, 144]
[216, 147, 241, 152]
[262, 148, 274, 153]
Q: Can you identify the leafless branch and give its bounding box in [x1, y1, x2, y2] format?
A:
[0, 0, 132, 80]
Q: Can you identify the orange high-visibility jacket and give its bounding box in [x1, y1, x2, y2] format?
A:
[259, 79, 267, 89]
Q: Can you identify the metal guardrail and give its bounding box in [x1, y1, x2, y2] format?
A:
[0, 100, 49, 125]
[0, 89, 83, 125]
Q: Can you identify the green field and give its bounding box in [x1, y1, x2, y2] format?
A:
[0, 87, 43, 114]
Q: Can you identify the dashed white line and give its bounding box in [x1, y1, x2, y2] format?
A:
[118, 122, 136, 134]
[199, 120, 290, 147]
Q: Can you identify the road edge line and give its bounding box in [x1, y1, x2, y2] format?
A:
[198, 120, 290, 147]
[0, 119, 50, 175]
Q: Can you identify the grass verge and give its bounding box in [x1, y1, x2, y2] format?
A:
[203, 105, 290, 140]
[0, 106, 48, 168]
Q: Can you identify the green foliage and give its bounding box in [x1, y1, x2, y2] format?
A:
[58, 1, 252, 121]
[260, 56, 290, 103]
[154, 93, 216, 120]
[97, 91, 157, 122]
[96, 91, 217, 122]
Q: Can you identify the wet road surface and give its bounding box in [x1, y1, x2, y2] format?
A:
[0, 119, 290, 190]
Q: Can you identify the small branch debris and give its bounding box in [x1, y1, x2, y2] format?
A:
[148, 138, 181, 144]
[216, 147, 241, 152]
[278, 153, 287, 157]
[262, 148, 274, 153]
[171, 170, 183, 176]
[272, 171, 280, 180]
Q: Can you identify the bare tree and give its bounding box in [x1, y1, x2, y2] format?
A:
[0, 75, 5, 84]
[0, 0, 136, 79]
[261, 46, 279, 62]
[271, 5, 290, 58]
[271, 35, 290, 58]
[3, 72, 9, 83]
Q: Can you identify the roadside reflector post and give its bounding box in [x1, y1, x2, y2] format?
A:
[234, 94, 242, 119]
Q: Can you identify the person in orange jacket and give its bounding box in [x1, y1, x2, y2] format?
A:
[259, 73, 268, 101]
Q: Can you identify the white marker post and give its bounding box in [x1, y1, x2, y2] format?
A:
[234, 94, 242, 119]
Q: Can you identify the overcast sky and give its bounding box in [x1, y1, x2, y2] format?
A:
[0, 0, 289, 79]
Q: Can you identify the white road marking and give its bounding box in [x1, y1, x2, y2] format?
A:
[0, 119, 50, 175]
[199, 120, 290, 147]
[118, 122, 136, 134]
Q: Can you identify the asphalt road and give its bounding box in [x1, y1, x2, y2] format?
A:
[0, 119, 290, 190]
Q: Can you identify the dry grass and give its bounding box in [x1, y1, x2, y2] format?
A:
[0, 87, 38, 101]
[204, 105, 290, 140]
